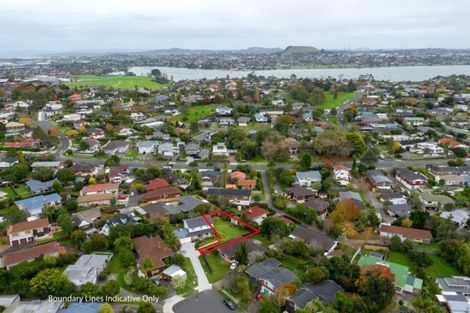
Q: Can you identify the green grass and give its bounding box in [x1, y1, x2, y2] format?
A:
[177, 105, 215, 123]
[107, 256, 128, 288]
[388, 251, 458, 278]
[37, 230, 67, 244]
[127, 148, 139, 158]
[280, 255, 309, 280]
[0, 187, 16, 200]
[197, 217, 250, 249]
[319, 92, 356, 110]
[66, 75, 168, 90]
[176, 257, 198, 297]
[14, 185, 32, 198]
[199, 252, 230, 283]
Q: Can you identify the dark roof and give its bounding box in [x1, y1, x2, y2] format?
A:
[245, 258, 296, 289]
[291, 226, 336, 253]
[206, 188, 252, 197]
[219, 239, 266, 259]
[395, 168, 427, 181]
[285, 186, 315, 198]
[184, 216, 213, 229]
[304, 198, 329, 213]
[388, 204, 412, 217]
[163, 195, 205, 214]
[290, 280, 343, 308]
[133, 236, 173, 269]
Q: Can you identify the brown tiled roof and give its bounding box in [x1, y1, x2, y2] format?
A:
[82, 183, 118, 193]
[7, 218, 49, 234]
[133, 236, 173, 269]
[77, 193, 113, 204]
[3, 242, 63, 267]
[379, 224, 432, 240]
[143, 187, 181, 202]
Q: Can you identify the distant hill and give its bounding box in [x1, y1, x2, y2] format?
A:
[280, 46, 319, 55]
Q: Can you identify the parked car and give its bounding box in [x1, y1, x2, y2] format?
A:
[230, 261, 238, 270]
[223, 299, 236, 310]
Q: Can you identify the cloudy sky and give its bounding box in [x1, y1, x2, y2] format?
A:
[1, 0, 469, 55]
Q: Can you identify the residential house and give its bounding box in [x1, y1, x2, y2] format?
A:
[436, 277, 470, 297]
[440, 209, 470, 230]
[143, 186, 181, 203]
[286, 280, 343, 313]
[162, 195, 206, 215]
[133, 236, 174, 276]
[31, 161, 63, 171]
[219, 240, 266, 264]
[246, 258, 296, 295]
[284, 138, 299, 159]
[7, 218, 51, 246]
[101, 213, 139, 236]
[216, 107, 233, 116]
[72, 163, 98, 176]
[254, 113, 268, 123]
[162, 265, 187, 281]
[243, 206, 268, 225]
[177, 216, 214, 243]
[238, 116, 251, 127]
[0, 241, 63, 269]
[436, 293, 470, 313]
[64, 253, 112, 285]
[438, 137, 468, 149]
[285, 186, 315, 203]
[219, 117, 235, 126]
[304, 198, 329, 219]
[103, 140, 130, 155]
[358, 254, 422, 294]
[295, 171, 321, 187]
[212, 142, 229, 157]
[80, 183, 119, 196]
[368, 171, 394, 190]
[206, 188, 252, 206]
[145, 178, 170, 191]
[338, 191, 365, 210]
[72, 208, 101, 233]
[386, 203, 412, 218]
[333, 165, 351, 186]
[77, 193, 114, 207]
[419, 192, 455, 210]
[108, 165, 130, 184]
[380, 191, 407, 205]
[137, 141, 159, 155]
[0, 157, 18, 169]
[290, 226, 338, 255]
[15, 193, 62, 216]
[25, 179, 55, 194]
[395, 169, 427, 190]
[5, 122, 25, 135]
[379, 223, 432, 244]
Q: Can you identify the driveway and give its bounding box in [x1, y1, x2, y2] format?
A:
[173, 290, 239, 313]
[181, 242, 211, 292]
[163, 295, 185, 313]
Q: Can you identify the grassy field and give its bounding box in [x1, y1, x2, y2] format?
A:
[199, 252, 229, 283]
[388, 251, 457, 277]
[14, 185, 32, 198]
[319, 92, 356, 110]
[66, 75, 168, 90]
[178, 105, 215, 123]
[0, 187, 16, 200]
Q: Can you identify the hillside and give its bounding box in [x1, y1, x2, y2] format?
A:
[281, 45, 319, 55]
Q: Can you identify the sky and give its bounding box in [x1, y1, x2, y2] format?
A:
[1, 0, 469, 56]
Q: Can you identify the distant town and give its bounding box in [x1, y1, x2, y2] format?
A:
[0, 52, 469, 313]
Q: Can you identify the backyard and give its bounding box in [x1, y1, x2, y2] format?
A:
[388, 251, 458, 278]
[175, 257, 197, 297]
[199, 252, 230, 283]
[177, 105, 215, 123]
[15, 185, 32, 198]
[196, 216, 251, 249]
[319, 91, 356, 110]
[66, 75, 168, 90]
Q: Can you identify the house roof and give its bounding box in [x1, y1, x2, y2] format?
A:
[290, 280, 343, 308]
[77, 193, 113, 204]
[162, 195, 205, 214]
[244, 206, 268, 220]
[291, 226, 337, 253]
[219, 239, 266, 259]
[436, 277, 470, 294]
[133, 236, 173, 269]
[296, 171, 321, 181]
[64, 253, 112, 283]
[145, 178, 170, 190]
[245, 258, 296, 289]
[440, 209, 470, 225]
[82, 183, 118, 193]
[230, 171, 246, 180]
[184, 216, 213, 229]
[395, 168, 427, 182]
[72, 208, 101, 224]
[15, 193, 61, 214]
[285, 186, 315, 198]
[304, 198, 329, 213]
[143, 186, 181, 201]
[238, 179, 257, 186]
[103, 140, 129, 150]
[379, 224, 432, 240]
[2, 242, 63, 268]
[25, 179, 55, 193]
[206, 188, 252, 197]
[7, 218, 49, 234]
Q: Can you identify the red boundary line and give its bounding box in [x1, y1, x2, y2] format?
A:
[197, 209, 260, 255]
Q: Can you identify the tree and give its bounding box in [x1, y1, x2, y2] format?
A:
[99, 303, 114, 313]
[304, 266, 329, 284]
[104, 155, 120, 167]
[331, 199, 361, 223]
[313, 130, 353, 157]
[358, 265, 395, 313]
[117, 248, 136, 268]
[141, 257, 155, 277]
[57, 211, 73, 234]
[137, 302, 156, 313]
[261, 216, 291, 239]
[347, 131, 366, 156]
[299, 153, 312, 171]
[230, 276, 251, 302]
[274, 283, 297, 309]
[57, 168, 76, 183]
[257, 299, 279, 313]
[325, 256, 360, 291]
[70, 229, 87, 247]
[389, 141, 401, 155]
[439, 240, 470, 275]
[80, 282, 102, 297]
[333, 292, 368, 313]
[82, 233, 108, 253]
[299, 300, 338, 313]
[360, 147, 380, 168]
[31, 268, 75, 299]
[32, 167, 55, 182]
[101, 280, 121, 297]
[113, 236, 136, 251]
[235, 244, 248, 265]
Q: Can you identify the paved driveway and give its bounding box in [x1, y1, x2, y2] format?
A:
[174, 290, 239, 313]
[181, 242, 211, 292]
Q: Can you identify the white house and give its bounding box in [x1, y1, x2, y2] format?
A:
[178, 216, 214, 243]
[334, 165, 351, 186]
[212, 143, 229, 156]
[296, 171, 322, 187]
[137, 141, 159, 155]
[64, 253, 112, 285]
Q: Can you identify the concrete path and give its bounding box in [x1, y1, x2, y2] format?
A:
[163, 295, 184, 313]
[181, 242, 212, 292]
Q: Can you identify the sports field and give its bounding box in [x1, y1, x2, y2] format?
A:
[66, 75, 168, 90]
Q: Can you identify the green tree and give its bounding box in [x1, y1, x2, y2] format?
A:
[31, 268, 75, 299]
[57, 210, 74, 234]
[32, 167, 55, 182]
[57, 168, 76, 183]
[137, 302, 156, 313]
[261, 216, 291, 240]
[71, 229, 87, 247]
[80, 282, 102, 297]
[104, 155, 120, 167]
[101, 280, 121, 297]
[235, 244, 248, 265]
[299, 153, 312, 171]
[99, 303, 114, 313]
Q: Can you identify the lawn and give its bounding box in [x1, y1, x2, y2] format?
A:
[0, 186, 16, 200]
[127, 148, 139, 158]
[14, 185, 32, 198]
[66, 75, 168, 90]
[196, 217, 250, 249]
[388, 251, 457, 277]
[280, 255, 309, 280]
[177, 105, 215, 123]
[36, 230, 67, 244]
[319, 91, 356, 110]
[176, 257, 198, 297]
[107, 256, 128, 288]
[199, 252, 229, 283]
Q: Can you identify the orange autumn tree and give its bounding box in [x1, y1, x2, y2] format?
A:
[358, 265, 395, 313]
[331, 199, 361, 223]
[274, 283, 298, 309]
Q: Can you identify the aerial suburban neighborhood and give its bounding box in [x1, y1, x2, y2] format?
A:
[0, 1, 470, 313]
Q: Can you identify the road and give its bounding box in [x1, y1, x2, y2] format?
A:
[336, 92, 362, 129]
[261, 171, 274, 209]
[173, 290, 240, 313]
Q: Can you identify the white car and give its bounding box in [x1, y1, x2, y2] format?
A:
[230, 261, 239, 270]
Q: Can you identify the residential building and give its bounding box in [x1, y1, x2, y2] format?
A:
[80, 183, 119, 196]
[108, 165, 130, 184]
[103, 140, 130, 155]
[419, 192, 455, 210]
[206, 188, 252, 206]
[14, 193, 62, 216]
[436, 277, 470, 297]
[145, 178, 170, 191]
[31, 161, 63, 171]
[25, 179, 55, 194]
[286, 280, 343, 313]
[333, 165, 351, 186]
[177, 216, 214, 243]
[395, 169, 427, 190]
[72, 208, 101, 233]
[304, 198, 329, 219]
[137, 141, 159, 155]
[7, 218, 51, 246]
[77, 193, 114, 207]
[246, 258, 296, 295]
[285, 186, 315, 203]
[72, 163, 98, 176]
[440, 209, 470, 230]
[212, 142, 229, 156]
[64, 253, 112, 285]
[296, 171, 321, 187]
[290, 226, 338, 255]
[0, 241, 63, 269]
[143, 186, 181, 203]
[218, 240, 266, 264]
[101, 213, 139, 236]
[379, 223, 432, 243]
[243, 206, 268, 225]
[133, 236, 174, 276]
[368, 171, 394, 190]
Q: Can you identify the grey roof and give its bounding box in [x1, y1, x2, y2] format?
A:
[439, 293, 470, 312]
[368, 171, 393, 185]
[163, 196, 205, 214]
[184, 216, 213, 229]
[440, 209, 470, 225]
[219, 239, 266, 259]
[380, 191, 404, 200]
[296, 171, 322, 182]
[388, 204, 412, 217]
[290, 280, 343, 308]
[304, 198, 329, 213]
[246, 258, 296, 289]
[291, 226, 336, 253]
[64, 253, 112, 283]
[395, 168, 427, 181]
[339, 191, 362, 202]
[31, 161, 62, 168]
[25, 179, 55, 194]
[436, 277, 470, 294]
